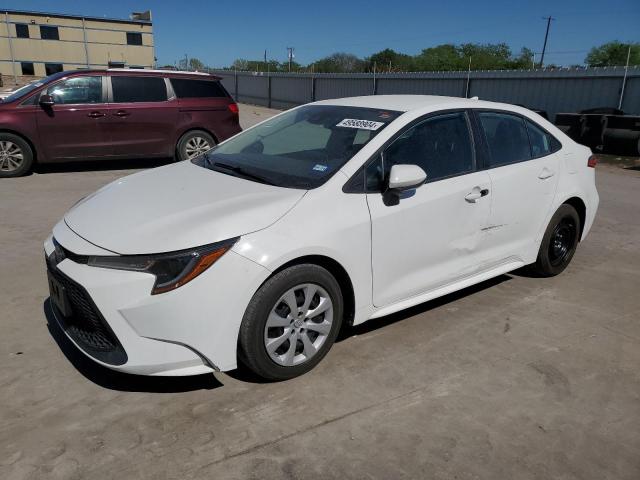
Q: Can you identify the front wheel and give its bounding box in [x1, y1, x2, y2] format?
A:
[238, 264, 344, 381]
[529, 204, 581, 277]
[0, 133, 34, 178]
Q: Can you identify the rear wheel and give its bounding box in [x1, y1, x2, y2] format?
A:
[0, 133, 33, 178]
[238, 264, 343, 381]
[176, 130, 215, 161]
[529, 204, 581, 277]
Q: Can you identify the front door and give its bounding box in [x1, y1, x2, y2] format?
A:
[367, 111, 492, 307]
[35, 75, 112, 160]
[105, 75, 178, 157]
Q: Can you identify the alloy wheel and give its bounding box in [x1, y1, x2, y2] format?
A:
[0, 141, 23, 172]
[184, 136, 211, 159]
[264, 283, 334, 367]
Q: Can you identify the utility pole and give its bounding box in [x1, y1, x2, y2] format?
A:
[539, 16, 554, 68]
[286, 47, 294, 72]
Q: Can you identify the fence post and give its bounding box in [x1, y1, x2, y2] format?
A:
[234, 68, 238, 102]
[311, 75, 316, 102]
[267, 74, 272, 109]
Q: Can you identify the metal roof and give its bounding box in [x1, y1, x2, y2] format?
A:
[1, 9, 152, 25]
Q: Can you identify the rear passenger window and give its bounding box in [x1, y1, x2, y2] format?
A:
[525, 119, 561, 157]
[170, 79, 228, 98]
[478, 112, 531, 167]
[111, 76, 167, 103]
[383, 112, 474, 184]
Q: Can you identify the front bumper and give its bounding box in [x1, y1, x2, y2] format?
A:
[44, 222, 271, 376]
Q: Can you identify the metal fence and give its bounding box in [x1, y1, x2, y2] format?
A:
[211, 67, 640, 121]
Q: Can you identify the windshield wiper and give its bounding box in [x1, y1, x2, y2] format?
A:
[212, 162, 277, 186]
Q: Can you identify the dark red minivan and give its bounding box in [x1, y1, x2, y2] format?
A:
[0, 69, 241, 177]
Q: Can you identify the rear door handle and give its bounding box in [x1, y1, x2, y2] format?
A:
[87, 111, 105, 118]
[465, 187, 490, 203]
[114, 110, 130, 117]
[538, 167, 555, 180]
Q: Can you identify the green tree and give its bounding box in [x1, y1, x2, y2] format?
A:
[312, 53, 366, 73]
[367, 48, 415, 71]
[188, 57, 205, 71]
[585, 41, 640, 67]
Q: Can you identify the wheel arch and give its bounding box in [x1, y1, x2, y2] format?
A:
[0, 128, 38, 163]
[561, 196, 586, 241]
[268, 255, 356, 327]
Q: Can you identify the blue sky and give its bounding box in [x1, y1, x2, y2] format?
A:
[7, 0, 640, 67]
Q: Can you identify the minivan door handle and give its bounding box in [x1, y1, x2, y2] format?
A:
[87, 111, 106, 118]
[114, 110, 130, 117]
[465, 187, 489, 203]
[538, 167, 555, 180]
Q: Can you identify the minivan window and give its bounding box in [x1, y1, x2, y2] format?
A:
[170, 79, 228, 98]
[193, 105, 400, 189]
[380, 112, 474, 186]
[525, 119, 561, 157]
[478, 112, 531, 167]
[46, 76, 103, 104]
[111, 76, 167, 103]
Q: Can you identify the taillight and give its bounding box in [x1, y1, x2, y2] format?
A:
[587, 155, 597, 168]
[228, 103, 239, 115]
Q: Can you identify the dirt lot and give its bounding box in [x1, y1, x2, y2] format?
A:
[1, 105, 639, 480]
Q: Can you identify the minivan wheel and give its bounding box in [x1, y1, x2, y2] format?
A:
[176, 130, 216, 161]
[529, 204, 581, 277]
[238, 264, 344, 381]
[0, 134, 33, 178]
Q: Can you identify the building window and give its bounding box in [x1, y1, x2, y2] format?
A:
[126, 32, 143, 46]
[16, 24, 30, 38]
[45, 63, 64, 75]
[108, 61, 126, 69]
[40, 25, 59, 40]
[21, 62, 35, 75]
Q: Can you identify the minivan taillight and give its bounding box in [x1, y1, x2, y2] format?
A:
[587, 155, 597, 168]
[228, 103, 239, 115]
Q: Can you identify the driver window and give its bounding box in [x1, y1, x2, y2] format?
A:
[383, 112, 474, 185]
[46, 76, 103, 104]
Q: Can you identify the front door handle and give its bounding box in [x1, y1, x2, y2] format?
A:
[87, 111, 105, 118]
[538, 167, 555, 180]
[114, 110, 130, 117]
[465, 187, 490, 203]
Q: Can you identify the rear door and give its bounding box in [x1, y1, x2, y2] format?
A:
[474, 110, 561, 262]
[105, 75, 178, 157]
[35, 74, 112, 159]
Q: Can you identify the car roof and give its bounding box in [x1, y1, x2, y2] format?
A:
[312, 94, 519, 113]
[60, 69, 221, 80]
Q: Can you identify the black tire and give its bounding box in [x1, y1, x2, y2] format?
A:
[0, 133, 34, 178]
[529, 204, 581, 277]
[176, 130, 216, 161]
[238, 264, 344, 381]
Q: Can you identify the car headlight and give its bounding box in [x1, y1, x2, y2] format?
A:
[87, 238, 238, 295]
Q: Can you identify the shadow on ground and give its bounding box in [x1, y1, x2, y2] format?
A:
[44, 299, 222, 393]
[228, 274, 513, 384]
[34, 157, 174, 174]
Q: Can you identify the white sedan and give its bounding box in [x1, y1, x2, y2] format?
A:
[45, 95, 599, 380]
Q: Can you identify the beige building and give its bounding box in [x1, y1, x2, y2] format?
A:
[1, 9, 154, 82]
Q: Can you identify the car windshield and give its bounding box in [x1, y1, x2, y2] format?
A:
[192, 105, 401, 189]
[2, 71, 67, 103]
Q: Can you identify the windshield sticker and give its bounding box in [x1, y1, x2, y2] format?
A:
[336, 119, 385, 130]
[312, 164, 328, 172]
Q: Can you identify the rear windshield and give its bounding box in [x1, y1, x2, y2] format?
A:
[170, 78, 228, 98]
[193, 105, 401, 189]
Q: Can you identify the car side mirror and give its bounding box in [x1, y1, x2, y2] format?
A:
[39, 94, 55, 107]
[387, 164, 427, 192]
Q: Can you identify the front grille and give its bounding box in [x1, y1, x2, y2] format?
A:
[47, 252, 127, 366]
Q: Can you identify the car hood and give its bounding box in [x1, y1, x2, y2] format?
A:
[64, 161, 306, 254]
